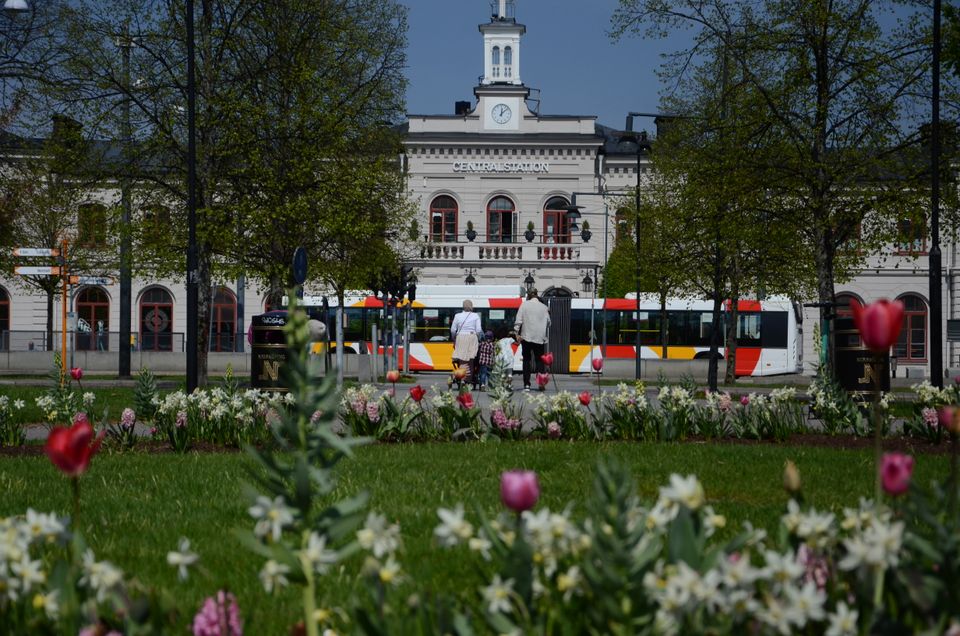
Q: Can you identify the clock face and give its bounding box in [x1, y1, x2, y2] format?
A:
[491, 103, 512, 124]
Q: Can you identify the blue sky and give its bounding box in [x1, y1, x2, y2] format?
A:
[402, 0, 678, 131]
[402, 1, 923, 132]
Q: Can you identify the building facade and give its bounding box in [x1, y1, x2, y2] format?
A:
[0, 0, 953, 378]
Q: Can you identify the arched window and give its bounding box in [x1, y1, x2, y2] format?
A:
[487, 196, 515, 243]
[834, 292, 863, 347]
[76, 287, 109, 351]
[894, 294, 927, 362]
[614, 208, 631, 243]
[0, 287, 9, 351]
[491, 46, 501, 78]
[140, 287, 174, 352]
[211, 287, 237, 352]
[542, 196, 570, 244]
[77, 203, 108, 248]
[429, 195, 458, 242]
[504, 46, 513, 78]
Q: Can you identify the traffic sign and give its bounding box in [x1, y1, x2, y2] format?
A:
[69, 276, 114, 286]
[14, 247, 60, 257]
[15, 266, 62, 276]
[292, 247, 308, 285]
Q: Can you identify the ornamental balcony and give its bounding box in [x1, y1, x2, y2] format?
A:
[417, 239, 597, 265]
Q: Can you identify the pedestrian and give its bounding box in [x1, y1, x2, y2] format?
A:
[513, 289, 551, 391]
[475, 331, 495, 390]
[450, 299, 482, 386]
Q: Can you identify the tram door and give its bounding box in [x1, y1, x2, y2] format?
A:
[546, 297, 572, 373]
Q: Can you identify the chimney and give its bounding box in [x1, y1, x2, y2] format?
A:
[455, 101, 472, 116]
[51, 114, 82, 141]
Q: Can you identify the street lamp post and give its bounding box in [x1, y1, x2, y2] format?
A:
[118, 26, 133, 378]
[930, 0, 944, 387]
[185, 0, 198, 392]
[624, 115, 652, 381]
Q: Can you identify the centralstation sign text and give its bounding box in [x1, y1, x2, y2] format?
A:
[452, 161, 550, 174]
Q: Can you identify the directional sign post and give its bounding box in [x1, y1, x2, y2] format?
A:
[14, 247, 60, 257]
[69, 276, 115, 286]
[15, 266, 62, 276]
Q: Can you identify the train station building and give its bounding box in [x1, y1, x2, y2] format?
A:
[0, 0, 952, 379]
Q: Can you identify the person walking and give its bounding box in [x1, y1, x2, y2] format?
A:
[513, 289, 551, 391]
[450, 299, 482, 386]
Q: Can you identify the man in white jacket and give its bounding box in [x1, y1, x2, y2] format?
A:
[513, 289, 551, 390]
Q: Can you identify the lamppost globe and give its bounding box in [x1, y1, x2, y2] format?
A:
[564, 204, 583, 235]
[3, 0, 28, 12]
[524, 274, 534, 292]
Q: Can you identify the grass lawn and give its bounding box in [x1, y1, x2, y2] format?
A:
[0, 442, 949, 633]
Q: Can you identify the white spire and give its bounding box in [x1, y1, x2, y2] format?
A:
[499, 0, 506, 18]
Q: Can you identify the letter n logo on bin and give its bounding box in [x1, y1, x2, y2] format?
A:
[259, 360, 281, 382]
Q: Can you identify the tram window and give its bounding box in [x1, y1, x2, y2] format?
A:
[637, 311, 661, 346]
[668, 311, 691, 346]
[480, 308, 518, 339]
[570, 309, 593, 344]
[343, 308, 365, 341]
[737, 313, 762, 346]
[760, 311, 788, 348]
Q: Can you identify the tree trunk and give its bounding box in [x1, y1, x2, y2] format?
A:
[659, 290, 669, 362]
[814, 228, 837, 377]
[45, 288, 54, 352]
[725, 297, 739, 385]
[707, 295, 723, 392]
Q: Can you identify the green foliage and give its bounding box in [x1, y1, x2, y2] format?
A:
[133, 367, 159, 425]
[601, 234, 638, 298]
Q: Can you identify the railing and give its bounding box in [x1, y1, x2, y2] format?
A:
[414, 241, 596, 265]
[537, 246, 580, 261]
[0, 331, 246, 353]
[420, 244, 465, 260]
[480, 245, 524, 260]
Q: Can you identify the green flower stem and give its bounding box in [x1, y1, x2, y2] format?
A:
[300, 535, 319, 636]
[71, 477, 80, 528]
[873, 564, 885, 611]
[951, 432, 958, 519]
[873, 353, 883, 501]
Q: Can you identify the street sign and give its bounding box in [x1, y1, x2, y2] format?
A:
[69, 276, 114, 286]
[14, 247, 60, 257]
[292, 247, 308, 285]
[15, 266, 62, 276]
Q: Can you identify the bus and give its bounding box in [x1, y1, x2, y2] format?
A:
[293, 285, 802, 377]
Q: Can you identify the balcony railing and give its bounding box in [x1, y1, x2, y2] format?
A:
[417, 240, 595, 265]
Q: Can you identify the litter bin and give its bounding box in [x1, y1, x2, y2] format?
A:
[251, 312, 288, 392]
[834, 316, 890, 397]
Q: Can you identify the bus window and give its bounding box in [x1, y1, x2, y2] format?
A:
[479, 308, 518, 339]
[690, 312, 719, 347]
[638, 311, 661, 346]
[760, 311, 788, 348]
[737, 313, 761, 346]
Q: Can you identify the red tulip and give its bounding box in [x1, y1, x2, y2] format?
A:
[850, 299, 904, 355]
[409, 384, 426, 403]
[592, 357, 603, 372]
[880, 453, 914, 496]
[578, 391, 591, 406]
[500, 470, 540, 512]
[70, 367, 83, 381]
[386, 370, 400, 384]
[540, 352, 554, 367]
[457, 392, 474, 409]
[536, 372, 550, 388]
[45, 419, 105, 477]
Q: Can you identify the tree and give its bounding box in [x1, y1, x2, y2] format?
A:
[612, 0, 928, 376]
[37, 0, 411, 385]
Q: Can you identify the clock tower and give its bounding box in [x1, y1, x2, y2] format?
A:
[477, 0, 529, 131]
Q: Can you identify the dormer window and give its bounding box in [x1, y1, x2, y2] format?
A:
[504, 46, 512, 78]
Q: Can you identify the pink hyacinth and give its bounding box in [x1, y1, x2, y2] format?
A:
[922, 407, 939, 428]
[73, 412, 89, 427]
[492, 409, 508, 427]
[351, 399, 366, 416]
[717, 393, 733, 413]
[176, 411, 188, 429]
[310, 410, 323, 424]
[192, 589, 244, 636]
[500, 470, 540, 512]
[365, 402, 380, 423]
[880, 453, 914, 496]
[547, 421, 561, 439]
[797, 544, 830, 591]
[120, 408, 136, 431]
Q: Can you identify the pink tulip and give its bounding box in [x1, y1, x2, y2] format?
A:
[386, 370, 400, 384]
[70, 367, 83, 381]
[880, 453, 914, 496]
[938, 406, 959, 433]
[850, 299, 904, 355]
[500, 470, 539, 512]
[578, 391, 591, 406]
[536, 372, 550, 388]
[740, 395, 750, 406]
[540, 352, 554, 367]
[592, 357, 603, 372]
